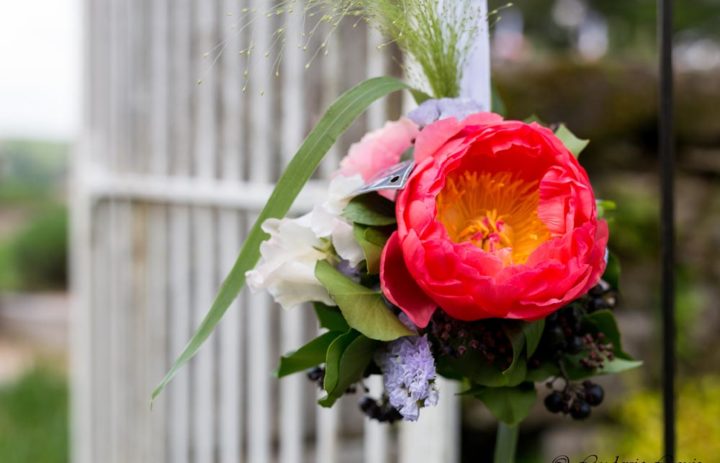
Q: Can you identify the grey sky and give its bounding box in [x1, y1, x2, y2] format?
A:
[0, 0, 81, 140]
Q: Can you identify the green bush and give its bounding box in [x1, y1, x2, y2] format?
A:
[0, 368, 68, 463]
[596, 376, 720, 461]
[0, 206, 68, 291]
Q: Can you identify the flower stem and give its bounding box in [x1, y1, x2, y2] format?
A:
[493, 421, 519, 463]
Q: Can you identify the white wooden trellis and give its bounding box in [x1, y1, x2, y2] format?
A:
[72, 1, 489, 462]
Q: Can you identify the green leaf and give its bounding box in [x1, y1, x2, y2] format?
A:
[502, 325, 526, 377]
[555, 123, 589, 158]
[315, 260, 413, 341]
[152, 76, 409, 402]
[525, 361, 560, 383]
[596, 357, 643, 375]
[313, 303, 349, 332]
[491, 85, 507, 116]
[320, 330, 379, 407]
[437, 350, 526, 387]
[504, 358, 528, 387]
[322, 331, 359, 395]
[522, 320, 545, 359]
[596, 199, 616, 219]
[353, 224, 391, 274]
[411, 89, 432, 104]
[524, 114, 545, 124]
[474, 382, 537, 425]
[584, 309, 632, 359]
[602, 251, 621, 291]
[276, 331, 342, 378]
[343, 194, 397, 226]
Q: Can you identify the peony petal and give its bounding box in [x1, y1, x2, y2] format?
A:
[380, 232, 437, 328]
[414, 118, 463, 163]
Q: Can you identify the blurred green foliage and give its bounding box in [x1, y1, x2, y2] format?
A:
[596, 376, 720, 461]
[0, 206, 69, 291]
[0, 138, 69, 291]
[0, 139, 67, 204]
[0, 368, 68, 463]
[490, 0, 720, 56]
[0, 206, 68, 291]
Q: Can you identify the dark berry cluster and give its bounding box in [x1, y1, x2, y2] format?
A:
[586, 280, 618, 312]
[306, 366, 363, 394]
[307, 366, 325, 387]
[428, 311, 514, 369]
[529, 280, 617, 372]
[358, 396, 403, 423]
[544, 380, 604, 420]
[578, 332, 615, 369]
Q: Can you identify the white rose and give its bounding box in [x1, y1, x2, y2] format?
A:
[245, 175, 365, 310]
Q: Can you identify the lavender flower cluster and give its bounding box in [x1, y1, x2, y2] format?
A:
[376, 334, 439, 421]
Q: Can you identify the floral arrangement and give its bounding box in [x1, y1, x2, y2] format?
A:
[153, 1, 640, 459]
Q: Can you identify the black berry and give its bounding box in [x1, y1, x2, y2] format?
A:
[567, 336, 584, 354]
[359, 396, 380, 417]
[570, 399, 592, 420]
[584, 383, 604, 406]
[307, 366, 324, 382]
[544, 391, 564, 413]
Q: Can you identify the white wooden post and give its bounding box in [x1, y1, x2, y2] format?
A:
[398, 1, 491, 462]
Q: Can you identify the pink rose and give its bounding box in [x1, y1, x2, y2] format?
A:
[380, 114, 608, 327]
[339, 118, 419, 200]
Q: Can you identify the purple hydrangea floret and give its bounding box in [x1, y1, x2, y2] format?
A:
[376, 334, 439, 421]
[407, 97, 486, 127]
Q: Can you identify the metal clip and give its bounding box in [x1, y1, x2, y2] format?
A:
[350, 160, 415, 197]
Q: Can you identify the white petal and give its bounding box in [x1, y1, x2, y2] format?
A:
[247, 215, 332, 310]
[332, 221, 364, 267]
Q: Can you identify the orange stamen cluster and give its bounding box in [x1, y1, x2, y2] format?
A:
[436, 171, 550, 265]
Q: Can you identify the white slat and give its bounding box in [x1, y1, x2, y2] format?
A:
[247, 214, 273, 463]
[146, 0, 169, 460]
[192, 1, 219, 462]
[218, 2, 244, 463]
[168, 206, 192, 463]
[108, 0, 134, 460]
[316, 397, 340, 463]
[71, 0, 100, 460]
[167, 1, 193, 462]
[248, 0, 272, 183]
[247, 0, 274, 462]
[365, 27, 387, 130]
[398, 379, 460, 463]
[363, 26, 390, 463]
[363, 376, 389, 463]
[279, 2, 307, 463]
[315, 14, 343, 463]
[92, 205, 112, 463]
[318, 24, 341, 177]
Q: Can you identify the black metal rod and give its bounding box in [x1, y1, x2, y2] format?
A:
[658, 0, 676, 461]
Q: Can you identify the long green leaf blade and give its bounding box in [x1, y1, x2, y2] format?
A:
[152, 77, 409, 402]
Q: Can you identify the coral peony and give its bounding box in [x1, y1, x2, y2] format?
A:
[380, 114, 608, 327]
